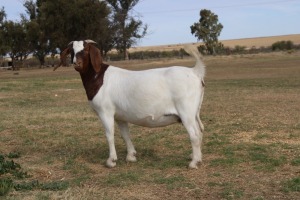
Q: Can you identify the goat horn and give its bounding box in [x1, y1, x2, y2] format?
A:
[84, 39, 97, 44]
[68, 41, 74, 46]
[53, 65, 60, 71]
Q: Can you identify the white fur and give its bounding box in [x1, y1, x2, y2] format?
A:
[72, 41, 84, 63]
[87, 45, 206, 169]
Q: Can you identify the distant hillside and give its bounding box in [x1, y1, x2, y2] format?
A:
[129, 34, 300, 52]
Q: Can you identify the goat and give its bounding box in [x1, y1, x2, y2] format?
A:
[54, 40, 206, 169]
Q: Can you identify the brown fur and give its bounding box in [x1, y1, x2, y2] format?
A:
[55, 41, 109, 100]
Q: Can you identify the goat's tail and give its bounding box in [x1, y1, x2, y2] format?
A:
[184, 45, 206, 79]
[185, 45, 206, 133]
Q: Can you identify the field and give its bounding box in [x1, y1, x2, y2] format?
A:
[129, 34, 300, 52]
[1, 51, 300, 199]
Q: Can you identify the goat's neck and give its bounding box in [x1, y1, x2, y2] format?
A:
[79, 63, 109, 101]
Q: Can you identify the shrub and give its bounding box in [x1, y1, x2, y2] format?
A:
[0, 178, 13, 196]
[272, 40, 294, 51]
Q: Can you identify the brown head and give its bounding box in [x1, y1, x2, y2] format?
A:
[54, 40, 102, 73]
[54, 40, 109, 101]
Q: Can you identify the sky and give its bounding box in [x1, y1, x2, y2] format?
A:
[1, 0, 300, 47]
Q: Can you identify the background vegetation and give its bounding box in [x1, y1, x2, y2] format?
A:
[0, 0, 147, 68]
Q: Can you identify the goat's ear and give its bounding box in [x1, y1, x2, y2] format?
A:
[89, 44, 102, 73]
[54, 47, 71, 71]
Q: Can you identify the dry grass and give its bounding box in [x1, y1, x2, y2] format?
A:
[1, 51, 300, 199]
[129, 34, 300, 52]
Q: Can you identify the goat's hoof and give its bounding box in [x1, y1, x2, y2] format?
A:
[126, 155, 137, 162]
[126, 151, 137, 162]
[189, 153, 202, 162]
[106, 158, 117, 168]
[189, 161, 199, 169]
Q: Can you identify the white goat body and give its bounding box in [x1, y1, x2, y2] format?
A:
[92, 66, 201, 127]
[57, 41, 206, 169]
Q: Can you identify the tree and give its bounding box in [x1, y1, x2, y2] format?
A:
[23, 0, 51, 67]
[0, 7, 7, 67]
[106, 0, 147, 60]
[1, 20, 31, 70]
[36, 0, 110, 53]
[191, 9, 223, 55]
[0, 7, 8, 55]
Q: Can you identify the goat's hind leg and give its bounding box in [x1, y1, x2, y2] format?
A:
[117, 121, 137, 162]
[182, 117, 202, 169]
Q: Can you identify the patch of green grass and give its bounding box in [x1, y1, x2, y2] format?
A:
[252, 197, 264, 200]
[220, 182, 244, 200]
[210, 157, 242, 167]
[104, 171, 140, 187]
[281, 177, 300, 193]
[14, 180, 39, 191]
[152, 174, 195, 190]
[34, 192, 51, 200]
[208, 181, 244, 200]
[14, 180, 69, 191]
[40, 181, 69, 191]
[158, 155, 189, 169]
[7, 152, 21, 159]
[62, 157, 92, 175]
[72, 175, 91, 187]
[0, 154, 29, 179]
[137, 147, 188, 169]
[248, 144, 286, 172]
[209, 145, 245, 167]
[0, 152, 70, 196]
[291, 157, 300, 166]
[205, 133, 230, 153]
[0, 178, 13, 196]
[253, 133, 270, 140]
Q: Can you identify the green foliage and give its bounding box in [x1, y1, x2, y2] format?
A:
[0, 152, 69, 196]
[107, 49, 187, 61]
[0, 154, 28, 178]
[36, 0, 110, 51]
[7, 152, 21, 159]
[40, 181, 69, 191]
[0, 178, 13, 196]
[106, 0, 147, 59]
[14, 180, 39, 191]
[272, 40, 294, 51]
[191, 9, 223, 55]
[0, 153, 28, 196]
[14, 180, 69, 191]
[234, 45, 246, 53]
[0, 20, 30, 69]
[0, 0, 147, 63]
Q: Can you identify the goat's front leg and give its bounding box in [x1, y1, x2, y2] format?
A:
[116, 121, 137, 162]
[100, 115, 117, 168]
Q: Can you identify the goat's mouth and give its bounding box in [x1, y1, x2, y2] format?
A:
[72, 63, 82, 71]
